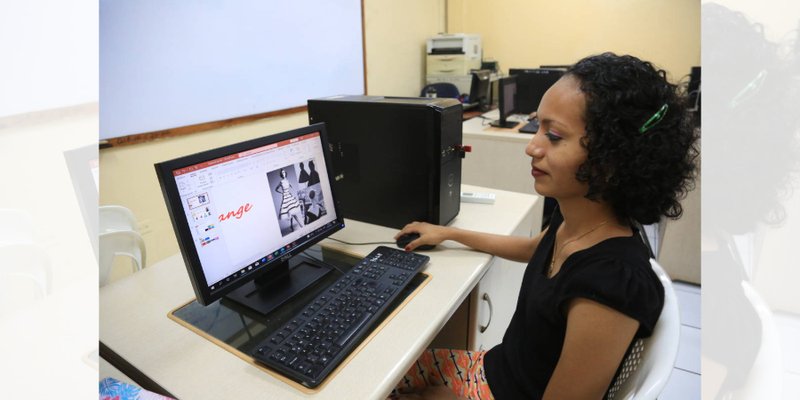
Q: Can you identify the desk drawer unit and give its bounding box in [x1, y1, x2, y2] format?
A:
[427, 54, 476, 76]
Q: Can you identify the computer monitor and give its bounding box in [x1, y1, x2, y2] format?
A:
[468, 69, 491, 111]
[64, 143, 100, 261]
[490, 76, 519, 129]
[509, 68, 565, 114]
[539, 65, 571, 70]
[687, 66, 701, 124]
[488, 77, 500, 108]
[155, 123, 345, 316]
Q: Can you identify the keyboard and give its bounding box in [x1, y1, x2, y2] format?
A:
[251, 246, 429, 388]
[518, 118, 540, 133]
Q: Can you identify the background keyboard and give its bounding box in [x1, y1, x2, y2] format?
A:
[251, 246, 429, 388]
[518, 118, 540, 133]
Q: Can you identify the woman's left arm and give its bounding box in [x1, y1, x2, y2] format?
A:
[542, 298, 639, 400]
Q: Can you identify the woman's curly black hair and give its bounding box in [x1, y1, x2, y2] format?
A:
[565, 53, 699, 225]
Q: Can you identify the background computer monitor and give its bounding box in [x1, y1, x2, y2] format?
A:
[687, 66, 701, 125]
[509, 68, 565, 114]
[539, 65, 571, 70]
[155, 123, 344, 315]
[490, 75, 518, 129]
[468, 69, 492, 111]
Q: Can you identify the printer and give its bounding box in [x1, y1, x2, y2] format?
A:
[427, 33, 482, 58]
[426, 34, 483, 97]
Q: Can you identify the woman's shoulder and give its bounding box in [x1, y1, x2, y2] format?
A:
[567, 235, 654, 282]
[558, 238, 664, 336]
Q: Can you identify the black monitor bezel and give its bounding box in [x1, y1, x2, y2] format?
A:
[469, 69, 492, 106]
[154, 122, 345, 306]
[498, 75, 517, 122]
[688, 66, 701, 113]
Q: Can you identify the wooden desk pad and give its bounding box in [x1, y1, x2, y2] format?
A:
[168, 272, 431, 394]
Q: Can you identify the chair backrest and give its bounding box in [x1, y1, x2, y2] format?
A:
[728, 281, 782, 398]
[605, 259, 681, 400]
[419, 83, 461, 99]
[0, 243, 52, 316]
[0, 208, 35, 244]
[99, 205, 139, 233]
[99, 230, 146, 286]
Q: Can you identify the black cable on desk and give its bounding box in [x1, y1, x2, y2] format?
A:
[301, 247, 348, 274]
[326, 237, 395, 246]
[305, 238, 397, 274]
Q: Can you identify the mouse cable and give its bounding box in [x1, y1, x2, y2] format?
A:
[326, 237, 395, 246]
[301, 247, 348, 274]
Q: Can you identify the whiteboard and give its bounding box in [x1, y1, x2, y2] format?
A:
[100, 0, 364, 140]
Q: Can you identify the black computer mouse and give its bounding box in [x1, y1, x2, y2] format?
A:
[396, 233, 435, 251]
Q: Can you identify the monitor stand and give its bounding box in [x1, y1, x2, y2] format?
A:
[223, 254, 333, 316]
[490, 119, 519, 129]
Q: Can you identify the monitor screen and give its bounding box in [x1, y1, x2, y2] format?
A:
[509, 68, 565, 114]
[490, 76, 520, 128]
[468, 69, 491, 110]
[499, 76, 517, 120]
[155, 123, 344, 314]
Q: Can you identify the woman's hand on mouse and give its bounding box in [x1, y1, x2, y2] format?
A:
[395, 222, 450, 251]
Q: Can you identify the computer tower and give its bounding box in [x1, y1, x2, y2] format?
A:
[307, 95, 463, 229]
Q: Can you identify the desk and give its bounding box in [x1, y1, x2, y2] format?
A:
[100, 184, 541, 399]
[462, 109, 538, 196]
[2, 276, 98, 398]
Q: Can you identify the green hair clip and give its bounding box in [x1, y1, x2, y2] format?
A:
[639, 103, 669, 133]
[730, 70, 767, 109]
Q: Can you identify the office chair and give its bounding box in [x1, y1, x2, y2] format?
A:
[722, 281, 782, 398]
[0, 243, 52, 316]
[98, 205, 147, 286]
[605, 259, 680, 400]
[100, 205, 139, 233]
[419, 83, 461, 99]
[0, 208, 35, 244]
[99, 230, 146, 286]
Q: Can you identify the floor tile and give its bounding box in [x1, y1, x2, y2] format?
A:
[675, 325, 700, 374]
[784, 371, 800, 400]
[672, 281, 700, 295]
[660, 368, 700, 400]
[775, 312, 800, 373]
[661, 280, 701, 398]
[674, 287, 701, 328]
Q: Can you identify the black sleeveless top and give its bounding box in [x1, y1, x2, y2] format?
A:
[483, 209, 664, 399]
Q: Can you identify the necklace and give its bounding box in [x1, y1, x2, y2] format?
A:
[549, 220, 609, 277]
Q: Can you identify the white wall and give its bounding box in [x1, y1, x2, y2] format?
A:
[100, 0, 447, 266]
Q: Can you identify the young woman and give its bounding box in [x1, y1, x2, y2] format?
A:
[392, 53, 698, 399]
[275, 168, 305, 231]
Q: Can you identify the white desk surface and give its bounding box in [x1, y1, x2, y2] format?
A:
[462, 109, 535, 142]
[462, 113, 539, 196]
[99, 184, 539, 400]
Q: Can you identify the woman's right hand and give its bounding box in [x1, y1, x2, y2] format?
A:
[394, 221, 451, 251]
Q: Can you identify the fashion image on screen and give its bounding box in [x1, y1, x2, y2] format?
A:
[267, 160, 327, 236]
